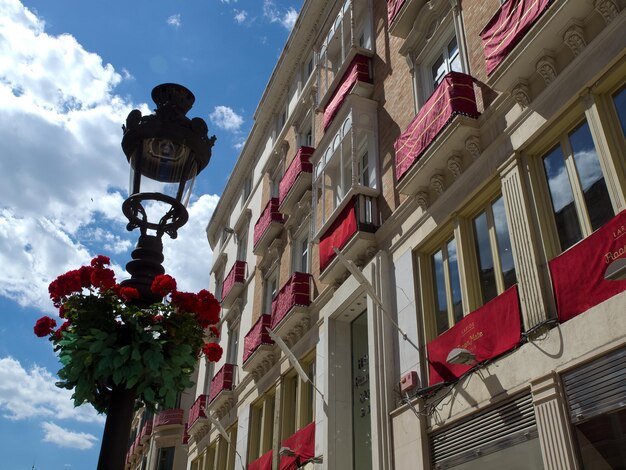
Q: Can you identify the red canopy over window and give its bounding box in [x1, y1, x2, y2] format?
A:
[427, 286, 521, 386]
[248, 450, 273, 470]
[394, 72, 479, 181]
[319, 199, 358, 272]
[253, 198, 284, 248]
[279, 422, 316, 470]
[271, 272, 311, 329]
[208, 363, 234, 403]
[480, 0, 551, 75]
[549, 210, 626, 324]
[222, 260, 246, 302]
[323, 54, 371, 131]
[188, 394, 207, 427]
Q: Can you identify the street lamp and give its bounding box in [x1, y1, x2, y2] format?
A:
[120, 83, 216, 306]
[97, 83, 215, 470]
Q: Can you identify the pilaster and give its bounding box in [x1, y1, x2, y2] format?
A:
[500, 155, 549, 329]
[531, 373, 580, 470]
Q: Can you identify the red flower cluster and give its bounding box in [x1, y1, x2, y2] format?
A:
[151, 274, 177, 297]
[48, 256, 116, 306]
[202, 342, 223, 362]
[117, 286, 140, 301]
[170, 289, 221, 328]
[53, 321, 71, 340]
[209, 326, 220, 337]
[34, 316, 57, 337]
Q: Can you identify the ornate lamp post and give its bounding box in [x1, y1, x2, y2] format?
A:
[98, 83, 215, 469]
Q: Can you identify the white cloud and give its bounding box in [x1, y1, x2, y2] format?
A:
[42, 421, 98, 450]
[162, 194, 219, 293]
[234, 9, 248, 24]
[0, 357, 104, 424]
[167, 14, 181, 28]
[209, 105, 244, 132]
[263, 0, 298, 30]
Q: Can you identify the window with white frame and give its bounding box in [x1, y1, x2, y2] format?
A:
[422, 194, 517, 339]
[242, 176, 252, 206]
[270, 162, 284, 199]
[237, 229, 248, 262]
[263, 271, 278, 315]
[313, 107, 378, 233]
[430, 35, 462, 88]
[214, 272, 223, 303]
[541, 119, 615, 253]
[292, 230, 310, 274]
[226, 322, 239, 365]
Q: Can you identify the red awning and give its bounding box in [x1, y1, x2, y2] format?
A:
[323, 54, 371, 131]
[427, 286, 521, 386]
[394, 72, 478, 181]
[248, 449, 273, 470]
[279, 422, 316, 470]
[279, 147, 314, 206]
[319, 198, 357, 272]
[549, 210, 626, 324]
[480, 0, 551, 75]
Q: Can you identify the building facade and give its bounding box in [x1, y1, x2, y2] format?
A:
[130, 0, 626, 468]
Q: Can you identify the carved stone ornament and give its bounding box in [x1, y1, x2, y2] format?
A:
[284, 318, 310, 347]
[511, 80, 531, 109]
[536, 55, 557, 85]
[563, 24, 586, 57]
[430, 174, 445, 195]
[594, 0, 620, 24]
[416, 190, 430, 209]
[447, 155, 463, 180]
[465, 135, 481, 160]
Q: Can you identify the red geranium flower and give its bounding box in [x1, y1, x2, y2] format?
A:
[90, 255, 111, 268]
[34, 316, 57, 337]
[170, 291, 197, 313]
[118, 286, 140, 301]
[91, 268, 116, 290]
[202, 342, 223, 362]
[209, 326, 220, 337]
[78, 265, 94, 288]
[151, 274, 177, 297]
[195, 290, 220, 328]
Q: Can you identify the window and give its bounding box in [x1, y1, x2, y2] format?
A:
[612, 85, 626, 137]
[292, 233, 309, 274]
[472, 196, 517, 304]
[541, 119, 614, 252]
[156, 447, 175, 470]
[431, 238, 463, 335]
[263, 271, 278, 314]
[248, 393, 275, 462]
[430, 36, 462, 88]
[313, 110, 378, 233]
[242, 176, 252, 206]
[226, 322, 239, 365]
[237, 230, 247, 262]
[303, 54, 314, 82]
[423, 195, 517, 338]
[281, 355, 316, 439]
[301, 125, 313, 148]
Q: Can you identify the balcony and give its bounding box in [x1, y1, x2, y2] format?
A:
[187, 394, 209, 438]
[221, 260, 246, 309]
[242, 314, 275, 377]
[395, 72, 480, 196]
[153, 408, 184, 429]
[319, 194, 378, 285]
[323, 54, 373, 131]
[182, 423, 190, 445]
[279, 147, 314, 214]
[271, 272, 312, 341]
[388, 0, 429, 39]
[209, 363, 236, 414]
[480, 0, 600, 92]
[253, 198, 284, 254]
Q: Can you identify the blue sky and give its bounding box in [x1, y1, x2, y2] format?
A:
[0, 0, 301, 467]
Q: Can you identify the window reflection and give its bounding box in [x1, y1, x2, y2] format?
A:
[568, 121, 614, 231]
[473, 211, 498, 304]
[432, 249, 449, 334]
[492, 197, 517, 290]
[543, 145, 583, 250]
[613, 85, 626, 137]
